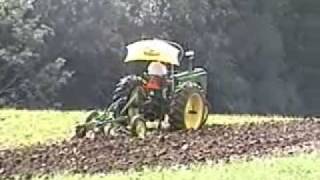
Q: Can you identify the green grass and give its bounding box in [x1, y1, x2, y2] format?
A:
[0, 109, 85, 149]
[30, 152, 320, 180]
[0, 109, 302, 149]
[208, 114, 302, 125]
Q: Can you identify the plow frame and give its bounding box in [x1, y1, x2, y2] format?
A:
[75, 89, 149, 138]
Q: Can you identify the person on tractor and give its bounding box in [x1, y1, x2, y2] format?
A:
[143, 61, 169, 123]
[145, 61, 168, 90]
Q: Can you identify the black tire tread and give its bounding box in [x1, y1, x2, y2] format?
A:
[111, 75, 144, 117]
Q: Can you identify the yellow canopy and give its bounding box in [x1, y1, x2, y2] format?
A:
[124, 39, 180, 66]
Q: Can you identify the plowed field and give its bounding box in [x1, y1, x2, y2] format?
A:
[1, 118, 320, 179]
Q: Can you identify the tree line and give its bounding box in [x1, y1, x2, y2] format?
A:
[1, 0, 318, 115]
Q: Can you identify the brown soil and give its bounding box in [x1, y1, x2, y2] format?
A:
[1, 119, 320, 179]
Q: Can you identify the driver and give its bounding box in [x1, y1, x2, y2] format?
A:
[144, 61, 168, 90]
[144, 61, 169, 125]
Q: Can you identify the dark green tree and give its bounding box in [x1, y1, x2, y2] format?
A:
[0, 0, 73, 108]
[1, 0, 316, 115]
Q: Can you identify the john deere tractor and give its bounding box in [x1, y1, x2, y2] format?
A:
[75, 39, 209, 138]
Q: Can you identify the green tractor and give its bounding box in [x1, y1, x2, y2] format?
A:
[75, 39, 210, 138]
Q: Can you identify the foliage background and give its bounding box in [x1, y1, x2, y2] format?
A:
[0, 0, 319, 115]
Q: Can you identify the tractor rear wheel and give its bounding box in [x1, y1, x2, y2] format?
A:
[201, 101, 210, 126]
[169, 83, 207, 130]
[111, 75, 145, 119]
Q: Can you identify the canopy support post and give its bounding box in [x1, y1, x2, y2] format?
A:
[171, 64, 175, 93]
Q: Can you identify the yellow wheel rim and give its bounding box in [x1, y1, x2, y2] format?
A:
[184, 93, 204, 129]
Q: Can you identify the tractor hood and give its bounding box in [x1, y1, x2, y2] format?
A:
[124, 39, 180, 66]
